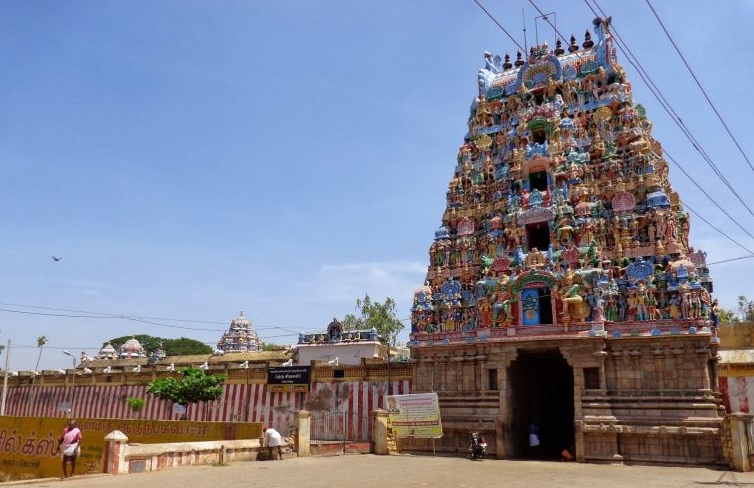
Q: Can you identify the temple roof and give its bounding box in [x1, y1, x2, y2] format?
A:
[79, 350, 292, 370]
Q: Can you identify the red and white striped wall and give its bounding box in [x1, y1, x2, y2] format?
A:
[3, 379, 411, 440]
[719, 376, 752, 414]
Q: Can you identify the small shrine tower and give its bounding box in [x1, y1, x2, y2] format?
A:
[216, 311, 263, 353]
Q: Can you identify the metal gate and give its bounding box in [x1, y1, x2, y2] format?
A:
[310, 409, 371, 452]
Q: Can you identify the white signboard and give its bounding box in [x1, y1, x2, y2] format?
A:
[385, 393, 443, 439]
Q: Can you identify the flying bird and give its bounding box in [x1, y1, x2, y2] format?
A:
[51, 256, 62, 261]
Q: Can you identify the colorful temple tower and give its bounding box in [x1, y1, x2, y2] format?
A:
[408, 17, 723, 466]
[216, 311, 263, 353]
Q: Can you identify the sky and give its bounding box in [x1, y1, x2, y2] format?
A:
[2, 1, 753, 371]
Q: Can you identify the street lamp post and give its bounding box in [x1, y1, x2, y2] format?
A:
[62, 350, 76, 418]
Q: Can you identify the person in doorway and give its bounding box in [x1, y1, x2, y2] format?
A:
[58, 419, 82, 478]
[528, 423, 540, 458]
[561, 447, 574, 462]
[262, 427, 283, 460]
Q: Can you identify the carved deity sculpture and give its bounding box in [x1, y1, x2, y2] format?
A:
[635, 284, 648, 321]
[491, 282, 516, 326]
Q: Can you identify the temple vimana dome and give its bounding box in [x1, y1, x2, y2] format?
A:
[410, 17, 713, 340]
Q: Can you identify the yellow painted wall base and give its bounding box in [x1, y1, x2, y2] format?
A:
[0, 416, 261, 480]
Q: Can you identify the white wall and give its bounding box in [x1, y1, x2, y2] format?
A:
[297, 342, 381, 366]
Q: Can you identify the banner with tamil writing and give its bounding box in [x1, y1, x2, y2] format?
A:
[385, 393, 443, 439]
[0, 416, 262, 480]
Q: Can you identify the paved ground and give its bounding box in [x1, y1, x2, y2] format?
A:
[13, 454, 754, 488]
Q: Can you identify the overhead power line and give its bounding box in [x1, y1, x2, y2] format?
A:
[681, 200, 754, 258]
[662, 149, 754, 240]
[644, 0, 754, 175]
[472, 0, 754, 259]
[582, 0, 754, 221]
[0, 303, 303, 336]
[707, 255, 754, 266]
[472, 0, 526, 53]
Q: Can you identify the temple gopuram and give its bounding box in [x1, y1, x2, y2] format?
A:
[217, 311, 263, 353]
[408, 18, 724, 466]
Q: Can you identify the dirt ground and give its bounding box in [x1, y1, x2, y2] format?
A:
[10, 454, 754, 488]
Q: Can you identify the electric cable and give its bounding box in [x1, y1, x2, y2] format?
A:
[681, 200, 754, 258]
[644, 0, 754, 175]
[472, 0, 526, 53]
[582, 0, 754, 220]
[662, 149, 754, 240]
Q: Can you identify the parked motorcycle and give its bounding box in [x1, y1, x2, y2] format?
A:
[468, 431, 488, 460]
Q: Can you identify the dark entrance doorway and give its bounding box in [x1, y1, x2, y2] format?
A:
[509, 349, 574, 460]
[528, 170, 548, 191]
[537, 288, 553, 324]
[525, 222, 550, 252]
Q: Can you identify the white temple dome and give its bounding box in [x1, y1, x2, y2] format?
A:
[119, 336, 147, 359]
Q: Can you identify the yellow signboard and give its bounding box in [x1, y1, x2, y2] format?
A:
[267, 384, 308, 393]
[0, 417, 262, 480]
[386, 393, 443, 439]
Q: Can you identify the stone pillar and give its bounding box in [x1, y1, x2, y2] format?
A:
[573, 420, 585, 463]
[728, 413, 753, 472]
[372, 409, 389, 455]
[294, 410, 311, 458]
[103, 430, 129, 474]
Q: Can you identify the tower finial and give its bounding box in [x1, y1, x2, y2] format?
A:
[554, 39, 564, 56]
[583, 30, 594, 49]
[503, 54, 512, 70]
[568, 35, 579, 53]
[514, 50, 524, 67]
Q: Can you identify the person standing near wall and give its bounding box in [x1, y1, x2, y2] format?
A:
[262, 427, 283, 460]
[58, 420, 82, 478]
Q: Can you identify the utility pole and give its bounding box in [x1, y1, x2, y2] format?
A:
[387, 337, 392, 397]
[63, 350, 76, 417]
[1, 340, 11, 416]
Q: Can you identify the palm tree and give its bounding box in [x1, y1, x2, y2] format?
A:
[26, 336, 47, 416]
[34, 336, 47, 372]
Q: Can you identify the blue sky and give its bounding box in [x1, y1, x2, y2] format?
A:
[2, 1, 753, 371]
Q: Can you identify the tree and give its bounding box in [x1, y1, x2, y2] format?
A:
[33, 336, 47, 373]
[164, 338, 213, 356]
[147, 367, 226, 407]
[104, 335, 212, 356]
[126, 397, 146, 418]
[737, 296, 754, 322]
[342, 294, 404, 346]
[27, 335, 47, 415]
[718, 308, 738, 324]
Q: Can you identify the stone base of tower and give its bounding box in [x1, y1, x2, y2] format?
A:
[404, 331, 727, 467]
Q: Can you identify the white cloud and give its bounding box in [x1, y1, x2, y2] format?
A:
[308, 261, 426, 306]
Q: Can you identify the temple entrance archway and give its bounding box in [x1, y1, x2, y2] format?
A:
[508, 349, 574, 460]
